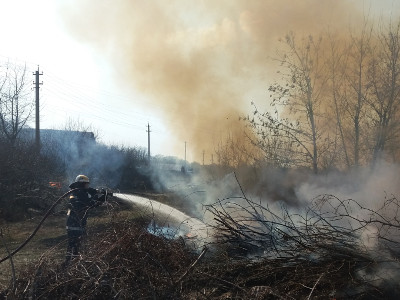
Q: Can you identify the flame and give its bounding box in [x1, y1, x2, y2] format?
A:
[186, 232, 197, 238]
[49, 182, 62, 189]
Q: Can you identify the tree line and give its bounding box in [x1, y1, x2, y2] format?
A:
[245, 19, 400, 173]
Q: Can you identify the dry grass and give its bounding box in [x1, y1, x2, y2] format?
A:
[1, 193, 400, 299]
[0, 198, 138, 292]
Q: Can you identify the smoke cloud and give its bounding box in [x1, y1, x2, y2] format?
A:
[55, 0, 400, 232]
[57, 0, 363, 161]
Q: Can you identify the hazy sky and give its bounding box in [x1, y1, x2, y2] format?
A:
[0, 0, 165, 155]
[0, 0, 399, 161]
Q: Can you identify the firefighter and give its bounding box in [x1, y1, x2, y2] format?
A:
[65, 174, 106, 264]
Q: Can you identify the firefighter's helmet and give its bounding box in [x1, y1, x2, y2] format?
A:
[75, 174, 90, 183]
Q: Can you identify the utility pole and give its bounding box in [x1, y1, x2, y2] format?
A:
[146, 123, 151, 162]
[33, 66, 43, 149]
[202, 150, 205, 166]
[184, 141, 187, 169]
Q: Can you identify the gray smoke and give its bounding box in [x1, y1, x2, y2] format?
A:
[39, 129, 125, 187]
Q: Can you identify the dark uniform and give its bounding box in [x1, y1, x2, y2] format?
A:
[65, 179, 106, 263]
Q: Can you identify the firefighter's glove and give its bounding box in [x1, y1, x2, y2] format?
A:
[100, 188, 113, 197]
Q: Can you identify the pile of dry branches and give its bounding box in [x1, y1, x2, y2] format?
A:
[3, 216, 198, 299]
[2, 193, 400, 299]
[203, 193, 400, 298]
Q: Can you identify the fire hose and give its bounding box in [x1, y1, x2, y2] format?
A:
[0, 189, 76, 264]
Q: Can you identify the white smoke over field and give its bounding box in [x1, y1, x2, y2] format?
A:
[152, 161, 400, 288]
[153, 160, 400, 229]
[295, 162, 400, 251]
[296, 161, 400, 210]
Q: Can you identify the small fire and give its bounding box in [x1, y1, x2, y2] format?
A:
[49, 182, 62, 189]
[186, 233, 197, 239]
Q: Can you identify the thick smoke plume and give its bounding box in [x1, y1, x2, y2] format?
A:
[56, 0, 400, 233]
[58, 0, 361, 161]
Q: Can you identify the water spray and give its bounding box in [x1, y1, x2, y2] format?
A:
[115, 193, 210, 247]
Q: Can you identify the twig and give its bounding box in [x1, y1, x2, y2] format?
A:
[307, 272, 324, 300]
[233, 172, 247, 199]
[175, 246, 208, 284]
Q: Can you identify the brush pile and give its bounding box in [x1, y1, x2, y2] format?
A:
[4, 217, 196, 299]
[2, 194, 400, 299]
[203, 194, 400, 299]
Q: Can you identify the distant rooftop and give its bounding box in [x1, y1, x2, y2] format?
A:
[21, 128, 96, 142]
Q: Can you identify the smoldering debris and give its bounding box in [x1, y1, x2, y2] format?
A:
[2, 185, 400, 298]
[203, 192, 400, 297]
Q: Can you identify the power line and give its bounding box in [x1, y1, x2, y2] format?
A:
[41, 71, 221, 138]
[40, 85, 151, 131]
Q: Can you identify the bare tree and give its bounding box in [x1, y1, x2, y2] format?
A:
[325, 31, 351, 168]
[368, 20, 400, 163]
[345, 22, 374, 166]
[325, 21, 374, 168]
[62, 117, 100, 140]
[214, 132, 258, 168]
[245, 101, 299, 169]
[247, 33, 328, 173]
[0, 62, 33, 146]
